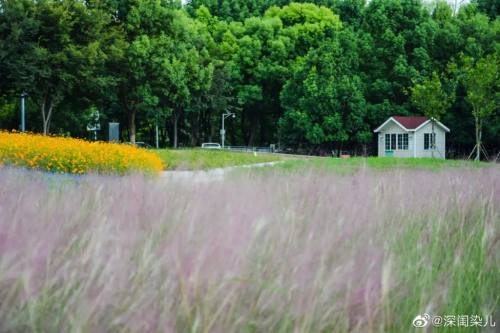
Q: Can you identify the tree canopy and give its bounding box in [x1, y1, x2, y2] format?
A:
[0, 0, 498, 156]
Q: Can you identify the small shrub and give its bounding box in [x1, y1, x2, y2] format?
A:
[0, 131, 164, 174]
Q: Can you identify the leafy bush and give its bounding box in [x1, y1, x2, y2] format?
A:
[0, 132, 164, 174]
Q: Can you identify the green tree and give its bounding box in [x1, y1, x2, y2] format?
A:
[279, 37, 369, 152]
[411, 71, 454, 158]
[432, 3, 499, 155]
[1, 0, 498, 155]
[150, 32, 214, 148]
[360, 0, 432, 131]
[461, 55, 499, 160]
[0, 0, 113, 134]
[222, 3, 342, 145]
[187, 0, 271, 21]
[102, 0, 177, 144]
[97, 0, 213, 146]
[472, 0, 499, 20]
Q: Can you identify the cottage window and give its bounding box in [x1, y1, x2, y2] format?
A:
[391, 134, 396, 150]
[402, 133, 408, 150]
[387, 133, 409, 151]
[424, 133, 435, 150]
[397, 134, 408, 150]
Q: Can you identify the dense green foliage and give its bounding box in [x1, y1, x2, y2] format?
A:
[0, 0, 498, 156]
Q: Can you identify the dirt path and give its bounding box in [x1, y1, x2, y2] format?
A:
[160, 161, 283, 183]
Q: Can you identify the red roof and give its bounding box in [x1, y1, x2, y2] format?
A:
[393, 116, 428, 129]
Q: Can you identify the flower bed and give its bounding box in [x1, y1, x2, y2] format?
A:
[0, 132, 164, 174]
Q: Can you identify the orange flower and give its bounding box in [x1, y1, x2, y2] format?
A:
[0, 131, 164, 175]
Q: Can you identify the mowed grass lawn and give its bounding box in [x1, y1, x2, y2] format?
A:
[155, 148, 295, 170]
[240, 157, 490, 174]
[276, 156, 488, 173]
[154, 148, 486, 172]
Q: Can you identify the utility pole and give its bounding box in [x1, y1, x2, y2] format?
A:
[221, 110, 235, 148]
[155, 121, 159, 149]
[21, 92, 27, 132]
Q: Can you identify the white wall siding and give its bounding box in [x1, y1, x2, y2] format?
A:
[378, 133, 384, 157]
[378, 122, 414, 158]
[415, 122, 446, 159]
[376, 119, 448, 159]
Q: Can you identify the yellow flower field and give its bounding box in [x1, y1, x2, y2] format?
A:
[0, 132, 164, 175]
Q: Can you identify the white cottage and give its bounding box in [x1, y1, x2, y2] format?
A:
[374, 116, 450, 159]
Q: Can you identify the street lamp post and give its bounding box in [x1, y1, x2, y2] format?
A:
[155, 120, 159, 149]
[221, 110, 235, 149]
[21, 92, 28, 132]
[86, 109, 100, 141]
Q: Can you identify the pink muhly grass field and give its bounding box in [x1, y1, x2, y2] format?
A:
[0, 166, 498, 332]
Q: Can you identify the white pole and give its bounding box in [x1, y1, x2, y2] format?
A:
[155, 122, 159, 149]
[221, 111, 235, 149]
[21, 92, 26, 132]
[221, 114, 225, 148]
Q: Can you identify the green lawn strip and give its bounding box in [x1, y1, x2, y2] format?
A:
[276, 157, 490, 173]
[155, 149, 297, 170]
[156, 150, 491, 172]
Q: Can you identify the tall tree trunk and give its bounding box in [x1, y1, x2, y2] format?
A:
[476, 119, 480, 161]
[161, 123, 169, 147]
[46, 115, 52, 135]
[475, 116, 482, 161]
[248, 113, 258, 147]
[241, 110, 249, 145]
[41, 95, 54, 135]
[190, 112, 199, 147]
[128, 109, 136, 144]
[173, 112, 179, 148]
